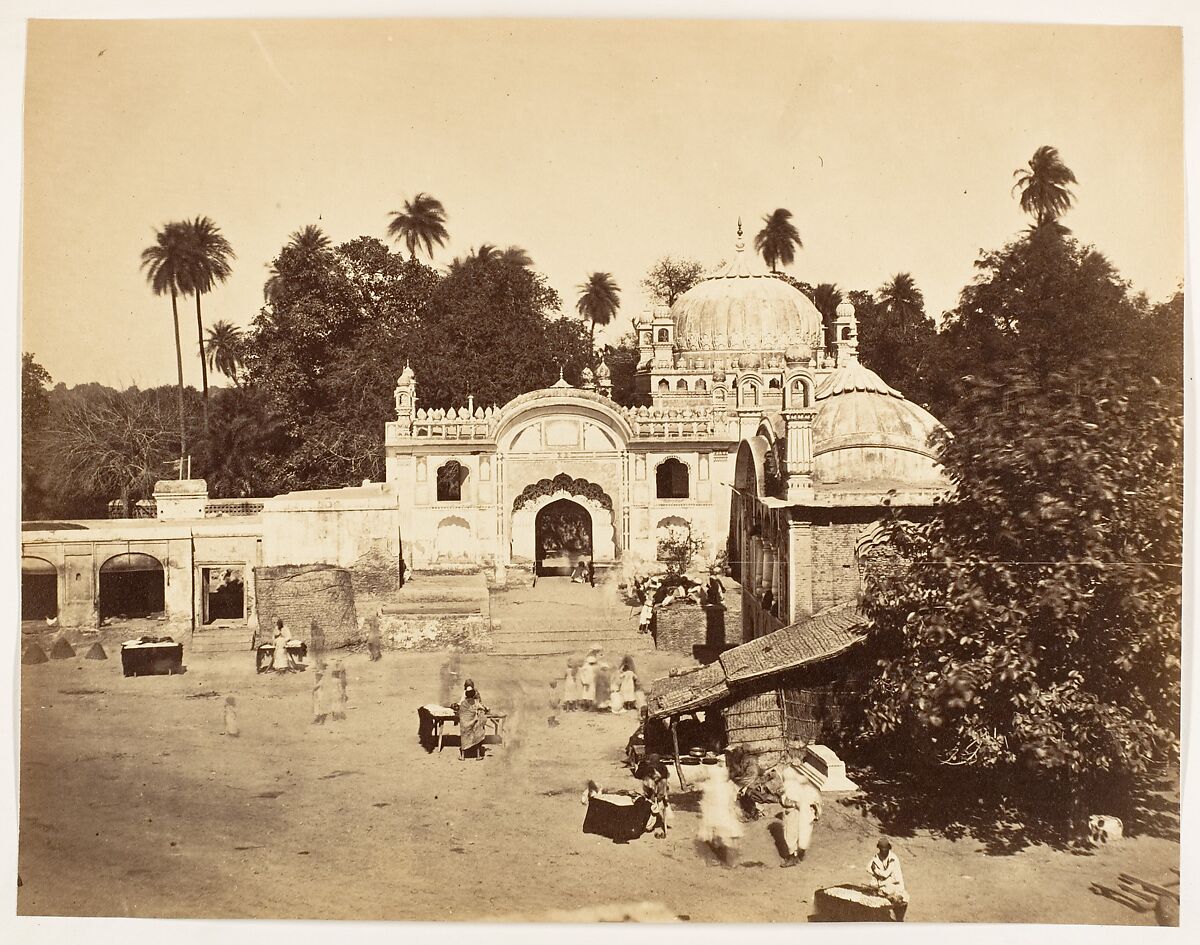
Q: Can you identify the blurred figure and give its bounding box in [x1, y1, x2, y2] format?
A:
[578, 653, 597, 710]
[562, 659, 581, 711]
[594, 661, 612, 712]
[698, 764, 743, 867]
[778, 765, 822, 867]
[330, 662, 348, 720]
[547, 679, 561, 727]
[366, 614, 383, 661]
[868, 838, 909, 921]
[311, 663, 329, 724]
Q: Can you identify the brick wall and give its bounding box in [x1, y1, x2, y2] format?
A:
[653, 581, 743, 656]
[253, 564, 360, 649]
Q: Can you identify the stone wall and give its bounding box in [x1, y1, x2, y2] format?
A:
[375, 613, 493, 653]
[253, 564, 359, 649]
[653, 582, 743, 657]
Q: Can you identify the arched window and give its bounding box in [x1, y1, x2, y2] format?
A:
[436, 460, 468, 502]
[790, 378, 810, 407]
[657, 379, 670, 392]
[743, 383, 759, 407]
[695, 378, 707, 392]
[768, 378, 781, 389]
[641, 331, 652, 346]
[676, 378, 688, 390]
[657, 328, 669, 343]
[714, 387, 725, 401]
[656, 458, 690, 499]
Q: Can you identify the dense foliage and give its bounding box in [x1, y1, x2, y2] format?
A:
[857, 225, 1182, 830]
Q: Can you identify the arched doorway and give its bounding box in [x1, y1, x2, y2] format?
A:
[535, 498, 593, 576]
[21, 556, 58, 620]
[99, 552, 165, 619]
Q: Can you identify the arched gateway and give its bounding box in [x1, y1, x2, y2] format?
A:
[534, 498, 592, 576]
[510, 473, 618, 569]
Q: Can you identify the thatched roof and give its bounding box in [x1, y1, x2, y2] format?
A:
[646, 602, 867, 719]
[646, 661, 728, 720]
[720, 602, 866, 684]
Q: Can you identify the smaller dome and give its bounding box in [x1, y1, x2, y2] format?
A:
[596, 360, 611, 379]
[581, 366, 595, 384]
[813, 361, 945, 487]
[836, 299, 856, 321]
[784, 344, 808, 365]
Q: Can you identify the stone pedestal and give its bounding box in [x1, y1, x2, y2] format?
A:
[800, 744, 859, 792]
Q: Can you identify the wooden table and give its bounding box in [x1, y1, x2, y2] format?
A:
[420, 704, 507, 751]
[121, 640, 183, 677]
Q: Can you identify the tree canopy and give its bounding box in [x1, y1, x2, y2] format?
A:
[641, 256, 705, 307]
[753, 208, 802, 272]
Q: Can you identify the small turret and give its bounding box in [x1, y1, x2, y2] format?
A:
[394, 361, 417, 433]
[834, 300, 859, 366]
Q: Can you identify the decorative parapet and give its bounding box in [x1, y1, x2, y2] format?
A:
[410, 403, 498, 439]
[621, 404, 724, 440]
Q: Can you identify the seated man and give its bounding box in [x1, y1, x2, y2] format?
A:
[456, 680, 489, 760]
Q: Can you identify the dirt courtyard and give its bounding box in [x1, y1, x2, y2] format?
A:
[17, 644, 1179, 924]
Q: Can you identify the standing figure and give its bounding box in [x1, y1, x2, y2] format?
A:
[223, 696, 239, 737]
[366, 614, 383, 662]
[562, 659, 581, 711]
[457, 679, 489, 760]
[594, 661, 612, 712]
[311, 663, 329, 724]
[331, 662, 348, 720]
[778, 765, 822, 867]
[868, 838, 909, 921]
[547, 679, 561, 727]
[638, 599, 654, 635]
[271, 619, 291, 673]
[617, 656, 638, 711]
[578, 653, 597, 710]
[698, 764, 743, 867]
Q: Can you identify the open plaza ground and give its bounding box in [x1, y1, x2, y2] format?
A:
[17, 582, 1180, 925]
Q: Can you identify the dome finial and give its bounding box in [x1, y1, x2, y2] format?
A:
[735, 217, 745, 253]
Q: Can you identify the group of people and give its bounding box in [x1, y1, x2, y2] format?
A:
[673, 753, 910, 920]
[631, 570, 726, 635]
[553, 652, 644, 721]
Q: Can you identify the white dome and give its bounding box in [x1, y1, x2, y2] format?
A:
[813, 360, 946, 487]
[670, 241, 823, 354]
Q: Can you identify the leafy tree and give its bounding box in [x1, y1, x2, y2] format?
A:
[44, 386, 185, 517]
[139, 221, 191, 466]
[1012, 146, 1078, 228]
[601, 333, 648, 407]
[205, 320, 245, 387]
[576, 271, 621, 347]
[265, 225, 332, 304]
[195, 387, 289, 498]
[413, 256, 589, 409]
[860, 351, 1181, 831]
[21, 353, 52, 517]
[180, 215, 235, 426]
[386, 192, 449, 260]
[753, 208, 802, 272]
[641, 256, 704, 307]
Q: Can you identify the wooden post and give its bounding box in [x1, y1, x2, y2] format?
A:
[670, 716, 687, 789]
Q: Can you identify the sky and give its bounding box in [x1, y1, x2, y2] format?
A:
[20, 16, 1186, 389]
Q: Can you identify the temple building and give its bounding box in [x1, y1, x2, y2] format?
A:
[21, 228, 948, 647]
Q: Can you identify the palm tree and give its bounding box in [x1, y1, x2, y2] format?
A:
[264, 224, 332, 303]
[576, 272, 621, 348]
[1012, 146, 1078, 227]
[878, 272, 926, 344]
[754, 208, 803, 272]
[500, 245, 533, 268]
[205, 320, 245, 388]
[386, 192, 449, 260]
[140, 221, 191, 469]
[812, 282, 843, 351]
[180, 216, 235, 430]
